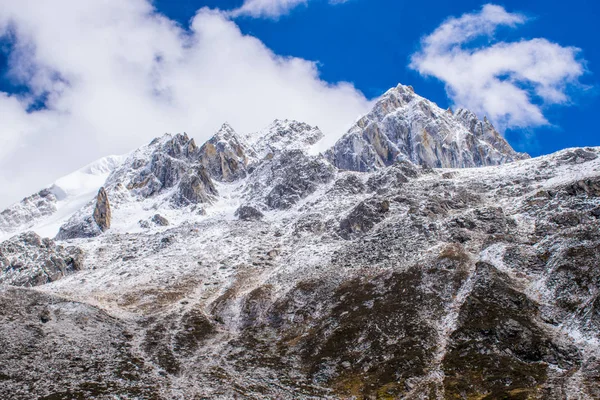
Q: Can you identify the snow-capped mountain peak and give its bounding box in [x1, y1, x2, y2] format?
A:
[326, 84, 529, 171]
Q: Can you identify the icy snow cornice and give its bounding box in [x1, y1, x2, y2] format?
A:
[326, 84, 530, 171]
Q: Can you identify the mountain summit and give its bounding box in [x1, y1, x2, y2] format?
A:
[327, 84, 529, 171]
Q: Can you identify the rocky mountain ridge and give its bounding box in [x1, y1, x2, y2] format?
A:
[0, 85, 525, 242]
[1, 85, 599, 399]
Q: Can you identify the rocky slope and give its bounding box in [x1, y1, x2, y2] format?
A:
[326, 84, 529, 171]
[0, 85, 599, 399]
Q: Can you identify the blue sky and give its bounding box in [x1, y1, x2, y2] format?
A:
[154, 0, 599, 157]
[0, 0, 597, 206]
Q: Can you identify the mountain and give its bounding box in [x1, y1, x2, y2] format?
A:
[326, 84, 529, 171]
[1, 85, 599, 399]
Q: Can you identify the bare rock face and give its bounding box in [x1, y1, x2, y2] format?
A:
[127, 135, 193, 195]
[55, 216, 102, 240]
[151, 214, 170, 226]
[109, 133, 218, 205]
[244, 150, 336, 210]
[327, 84, 529, 171]
[174, 167, 218, 206]
[93, 187, 111, 232]
[338, 198, 390, 239]
[55, 187, 111, 240]
[331, 174, 366, 195]
[198, 123, 251, 182]
[0, 232, 84, 287]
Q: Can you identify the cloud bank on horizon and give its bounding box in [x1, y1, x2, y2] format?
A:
[0, 1, 589, 208]
[410, 4, 586, 130]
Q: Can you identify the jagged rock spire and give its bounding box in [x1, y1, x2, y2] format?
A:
[198, 123, 251, 182]
[93, 187, 111, 232]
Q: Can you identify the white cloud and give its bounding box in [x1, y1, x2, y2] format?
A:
[229, 0, 349, 19]
[410, 4, 585, 130]
[229, 0, 308, 19]
[0, 0, 370, 208]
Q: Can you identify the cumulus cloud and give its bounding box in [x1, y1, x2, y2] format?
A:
[229, 0, 349, 19]
[410, 4, 586, 130]
[0, 0, 370, 208]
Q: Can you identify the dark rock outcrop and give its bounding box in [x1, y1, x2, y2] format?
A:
[55, 215, 103, 240]
[563, 178, 600, 197]
[174, 167, 218, 206]
[331, 174, 366, 195]
[55, 189, 112, 240]
[0, 232, 84, 286]
[338, 199, 390, 239]
[558, 148, 598, 164]
[152, 214, 170, 226]
[235, 205, 264, 221]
